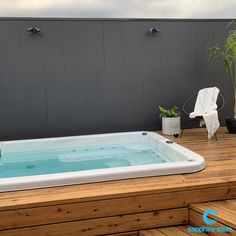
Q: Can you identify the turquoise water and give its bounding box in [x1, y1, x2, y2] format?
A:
[0, 144, 170, 178]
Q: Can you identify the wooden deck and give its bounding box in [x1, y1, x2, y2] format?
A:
[0, 127, 236, 235]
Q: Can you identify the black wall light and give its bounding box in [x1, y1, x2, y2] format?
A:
[148, 27, 160, 35]
[26, 26, 41, 34]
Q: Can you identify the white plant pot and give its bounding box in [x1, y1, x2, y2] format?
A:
[162, 116, 181, 135]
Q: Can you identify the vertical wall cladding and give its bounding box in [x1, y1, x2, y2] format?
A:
[61, 21, 88, 135]
[0, 19, 232, 139]
[159, 22, 181, 107]
[103, 21, 127, 132]
[42, 21, 69, 137]
[83, 21, 109, 134]
[123, 22, 145, 131]
[178, 21, 197, 127]
[18, 21, 48, 138]
[195, 22, 214, 88]
[0, 21, 27, 140]
[141, 21, 161, 130]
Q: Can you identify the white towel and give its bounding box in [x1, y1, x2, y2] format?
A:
[189, 87, 220, 139]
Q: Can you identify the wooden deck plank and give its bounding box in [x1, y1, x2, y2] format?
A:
[0, 185, 236, 230]
[1, 177, 234, 209]
[159, 226, 192, 236]
[140, 226, 209, 236]
[208, 200, 236, 214]
[139, 229, 166, 236]
[0, 208, 188, 236]
[177, 225, 209, 236]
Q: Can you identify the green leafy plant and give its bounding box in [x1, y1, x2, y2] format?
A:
[207, 21, 236, 119]
[159, 106, 181, 118]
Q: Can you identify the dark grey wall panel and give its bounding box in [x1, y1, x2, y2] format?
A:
[159, 22, 181, 107]
[141, 21, 161, 130]
[19, 21, 48, 138]
[103, 21, 127, 132]
[123, 22, 144, 131]
[0, 19, 233, 140]
[0, 82, 5, 139]
[195, 22, 214, 88]
[43, 21, 69, 137]
[178, 22, 197, 127]
[84, 21, 108, 134]
[62, 21, 88, 135]
[0, 21, 27, 139]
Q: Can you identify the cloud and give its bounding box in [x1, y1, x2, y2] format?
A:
[0, 0, 235, 18]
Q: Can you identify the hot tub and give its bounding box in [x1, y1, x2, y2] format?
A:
[0, 132, 205, 192]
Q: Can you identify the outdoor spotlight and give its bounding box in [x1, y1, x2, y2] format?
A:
[148, 27, 160, 34]
[26, 26, 41, 34]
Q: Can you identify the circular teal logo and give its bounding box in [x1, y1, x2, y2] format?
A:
[203, 209, 218, 225]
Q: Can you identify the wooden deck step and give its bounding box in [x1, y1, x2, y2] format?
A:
[189, 199, 236, 235]
[140, 225, 209, 236]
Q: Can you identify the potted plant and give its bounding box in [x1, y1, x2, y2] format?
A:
[207, 21, 236, 133]
[159, 106, 181, 135]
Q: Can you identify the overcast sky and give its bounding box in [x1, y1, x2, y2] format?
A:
[0, 0, 235, 18]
